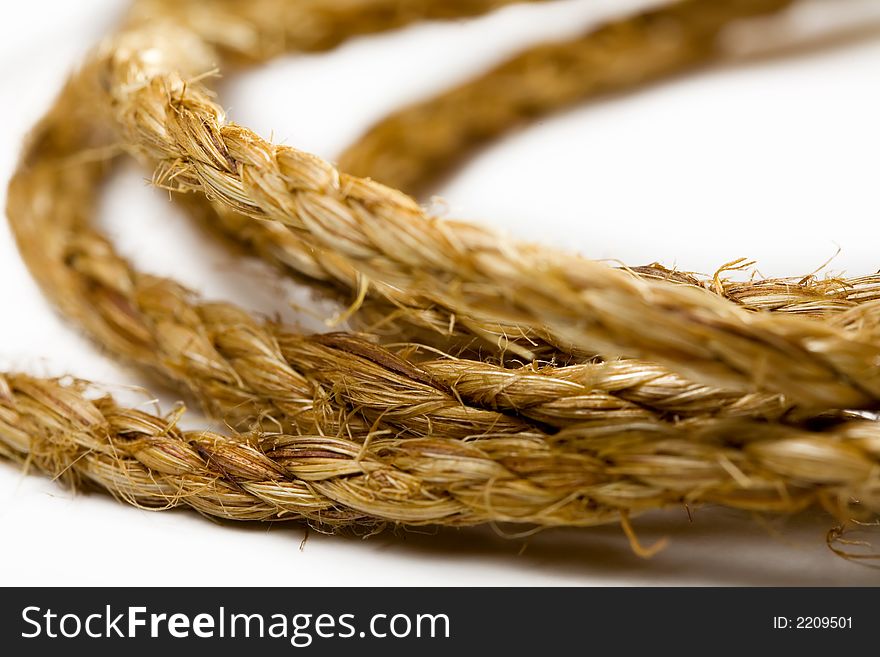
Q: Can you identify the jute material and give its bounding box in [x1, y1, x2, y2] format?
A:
[6, 94, 796, 443]
[168, 0, 880, 370]
[338, 0, 796, 194]
[3, 0, 879, 539]
[187, 0, 880, 338]
[91, 18, 880, 409]
[7, 2, 813, 440]
[2, 372, 877, 530]
[128, 0, 549, 61]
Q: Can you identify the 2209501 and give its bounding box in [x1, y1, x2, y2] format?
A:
[796, 617, 851, 629]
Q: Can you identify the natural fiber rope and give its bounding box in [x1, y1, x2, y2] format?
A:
[2, 372, 878, 529]
[6, 98, 794, 443]
[125, 0, 880, 394]
[177, 0, 880, 364]
[191, 183, 880, 362]
[188, 177, 880, 368]
[127, 0, 550, 62]
[4, 0, 880, 539]
[8, 1, 819, 441]
[83, 13, 880, 409]
[7, 1, 572, 437]
[338, 0, 795, 194]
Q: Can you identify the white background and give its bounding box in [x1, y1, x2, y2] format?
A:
[2, 0, 880, 585]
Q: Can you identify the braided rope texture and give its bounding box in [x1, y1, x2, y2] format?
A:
[9, 0, 827, 442]
[3, 0, 880, 538]
[153, 0, 827, 365]
[3, 373, 878, 528]
[91, 3, 880, 409]
[339, 0, 795, 194]
[141, 2, 880, 362]
[9, 77, 792, 445]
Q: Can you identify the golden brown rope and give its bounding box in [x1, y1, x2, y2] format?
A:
[10, 0, 877, 439]
[3, 372, 878, 529]
[9, 14, 818, 448]
[127, 0, 549, 62]
[81, 15, 880, 409]
[10, 65, 706, 451]
[7, 109, 790, 441]
[134, 0, 880, 373]
[132, 0, 572, 362]
[191, 191, 880, 364]
[4, 0, 880, 542]
[182, 0, 880, 363]
[338, 0, 796, 194]
[6, 0, 570, 436]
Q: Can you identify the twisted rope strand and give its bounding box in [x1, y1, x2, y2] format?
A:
[16, 80, 719, 448]
[3, 373, 879, 529]
[138, 0, 880, 344]
[128, 0, 549, 62]
[90, 16, 880, 409]
[180, 0, 876, 362]
[9, 141, 791, 438]
[5, 82, 518, 437]
[130, 0, 880, 394]
[6, 0, 880, 546]
[10, 42, 821, 454]
[338, 0, 796, 194]
[418, 355, 793, 423]
[190, 192, 880, 364]
[177, 193, 570, 362]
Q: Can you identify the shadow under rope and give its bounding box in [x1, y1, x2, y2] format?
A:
[365, 508, 880, 586]
[186, 499, 880, 586]
[4, 452, 878, 586]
